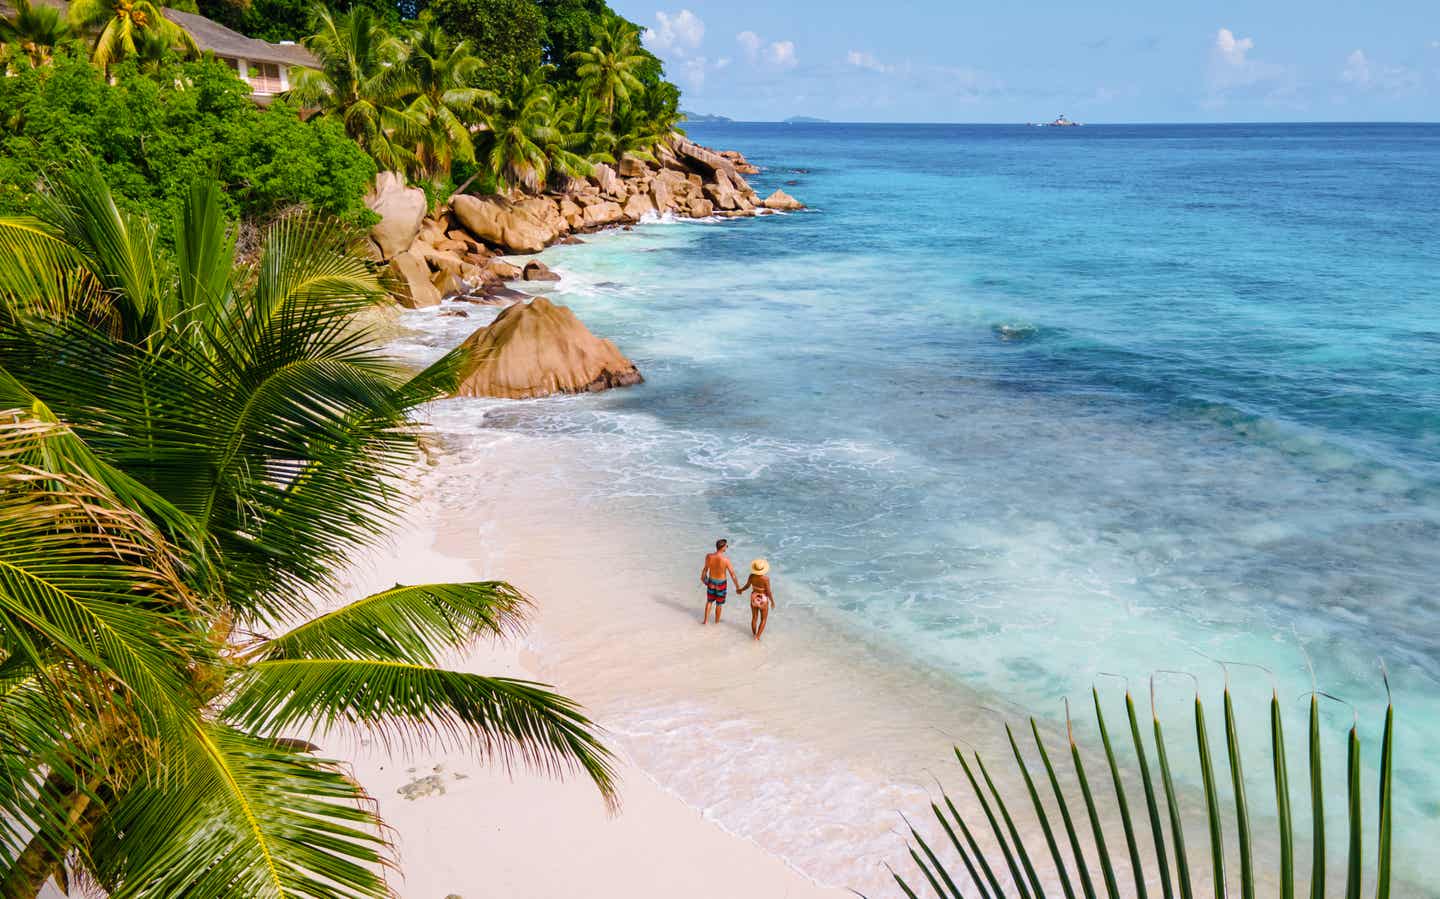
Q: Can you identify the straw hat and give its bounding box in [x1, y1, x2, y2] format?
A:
[750, 559, 770, 576]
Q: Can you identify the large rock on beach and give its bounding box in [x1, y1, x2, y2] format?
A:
[581, 201, 626, 229]
[624, 192, 656, 220]
[390, 251, 441, 308]
[451, 194, 561, 254]
[454, 297, 643, 399]
[366, 172, 427, 260]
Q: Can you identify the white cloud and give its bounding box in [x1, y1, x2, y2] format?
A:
[846, 50, 891, 73]
[1340, 48, 1419, 94]
[643, 9, 705, 56]
[1205, 27, 1294, 107]
[715, 57, 731, 69]
[737, 31, 796, 68]
[1213, 28, 1254, 67]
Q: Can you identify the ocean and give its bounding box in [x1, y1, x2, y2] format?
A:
[387, 122, 1440, 893]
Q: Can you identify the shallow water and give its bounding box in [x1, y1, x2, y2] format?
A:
[388, 122, 1440, 893]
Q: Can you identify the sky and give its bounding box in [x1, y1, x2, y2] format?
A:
[612, 0, 1440, 122]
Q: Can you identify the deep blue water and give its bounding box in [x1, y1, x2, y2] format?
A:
[407, 122, 1440, 876]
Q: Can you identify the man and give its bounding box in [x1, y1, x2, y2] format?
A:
[700, 538, 739, 624]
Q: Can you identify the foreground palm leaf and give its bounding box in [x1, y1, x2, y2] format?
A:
[893, 682, 1393, 899]
[0, 166, 617, 897]
[0, 416, 209, 895]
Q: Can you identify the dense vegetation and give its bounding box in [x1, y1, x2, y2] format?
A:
[0, 0, 681, 892]
[0, 162, 617, 898]
[0, 50, 376, 244]
[1, 0, 685, 244]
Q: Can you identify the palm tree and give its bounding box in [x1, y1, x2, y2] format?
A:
[401, 18, 491, 184]
[0, 165, 617, 897]
[591, 102, 670, 168]
[288, 3, 419, 175]
[537, 93, 596, 188]
[892, 681, 1394, 899]
[479, 68, 559, 193]
[0, 0, 73, 68]
[567, 17, 646, 119]
[66, 0, 197, 68]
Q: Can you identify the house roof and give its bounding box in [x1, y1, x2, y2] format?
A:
[1, 0, 317, 68]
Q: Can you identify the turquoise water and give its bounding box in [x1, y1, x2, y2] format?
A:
[401, 123, 1440, 885]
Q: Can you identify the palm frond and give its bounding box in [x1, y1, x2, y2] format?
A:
[89, 721, 389, 899]
[222, 658, 618, 808]
[259, 581, 528, 664]
[896, 681, 1395, 899]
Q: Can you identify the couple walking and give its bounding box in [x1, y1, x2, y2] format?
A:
[701, 538, 776, 640]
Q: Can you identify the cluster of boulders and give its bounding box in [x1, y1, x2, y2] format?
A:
[364, 136, 804, 400]
[365, 135, 804, 310]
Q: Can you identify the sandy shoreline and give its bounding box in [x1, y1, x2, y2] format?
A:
[325, 492, 849, 898]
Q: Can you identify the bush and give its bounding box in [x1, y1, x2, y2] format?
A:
[0, 51, 376, 244]
[428, 0, 544, 93]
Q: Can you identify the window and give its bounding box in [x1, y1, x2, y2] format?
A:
[220, 56, 239, 71]
[248, 62, 282, 94]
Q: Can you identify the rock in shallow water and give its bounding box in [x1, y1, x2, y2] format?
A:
[762, 188, 805, 211]
[521, 259, 560, 281]
[453, 297, 642, 399]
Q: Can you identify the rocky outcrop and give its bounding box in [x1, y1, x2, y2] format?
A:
[378, 135, 802, 307]
[762, 189, 805, 211]
[367, 172, 427, 260]
[720, 150, 760, 175]
[390, 251, 441, 308]
[451, 195, 563, 254]
[453, 297, 642, 399]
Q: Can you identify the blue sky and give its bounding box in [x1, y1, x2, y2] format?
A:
[613, 0, 1440, 122]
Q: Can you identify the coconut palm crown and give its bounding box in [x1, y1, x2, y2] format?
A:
[0, 0, 73, 68]
[66, 0, 197, 68]
[567, 16, 646, 119]
[0, 163, 617, 898]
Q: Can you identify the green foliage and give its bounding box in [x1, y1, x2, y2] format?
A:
[893, 684, 1395, 899]
[566, 14, 644, 116]
[0, 52, 375, 246]
[429, 0, 542, 94]
[0, 166, 617, 896]
[289, 4, 419, 173]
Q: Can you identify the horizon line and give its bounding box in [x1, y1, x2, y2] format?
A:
[682, 118, 1440, 126]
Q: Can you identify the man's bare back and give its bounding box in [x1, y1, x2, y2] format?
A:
[701, 539, 739, 624]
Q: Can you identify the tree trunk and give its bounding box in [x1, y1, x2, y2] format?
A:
[0, 776, 95, 899]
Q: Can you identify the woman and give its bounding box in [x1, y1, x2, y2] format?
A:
[737, 558, 776, 641]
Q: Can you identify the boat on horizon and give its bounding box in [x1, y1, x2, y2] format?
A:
[1033, 113, 1082, 127]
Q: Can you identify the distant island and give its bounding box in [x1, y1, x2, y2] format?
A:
[682, 111, 734, 123]
[783, 116, 831, 124]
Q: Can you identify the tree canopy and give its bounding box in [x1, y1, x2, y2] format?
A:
[0, 51, 376, 245]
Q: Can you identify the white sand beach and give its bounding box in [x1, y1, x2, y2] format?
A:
[328, 484, 851, 898]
